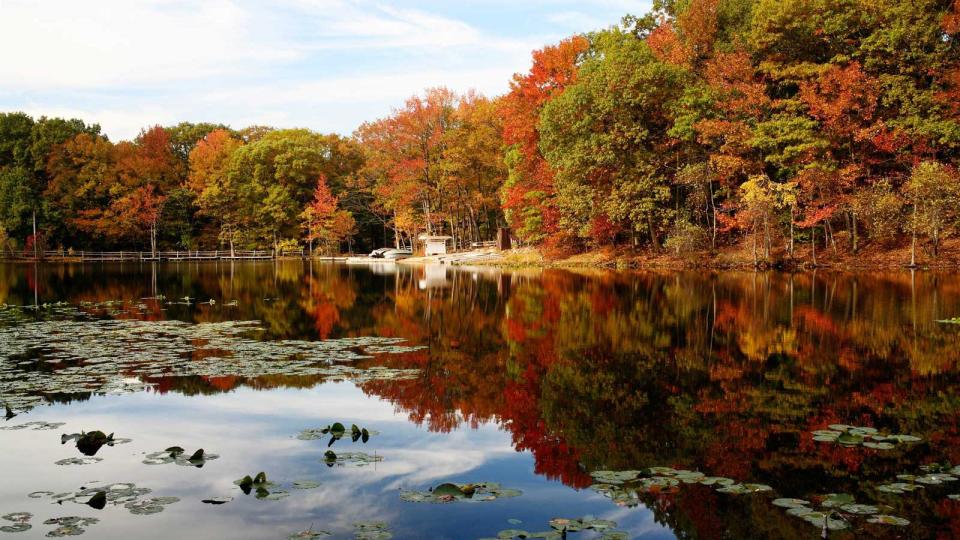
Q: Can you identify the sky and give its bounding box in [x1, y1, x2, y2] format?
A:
[0, 0, 653, 141]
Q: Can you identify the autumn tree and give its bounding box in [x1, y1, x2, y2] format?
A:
[189, 129, 244, 253]
[498, 36, 588, 247]
[301, 175, 355, 255]
[904, 161, 960, 264]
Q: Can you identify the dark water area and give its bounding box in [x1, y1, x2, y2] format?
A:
[1, 261, 959, 539]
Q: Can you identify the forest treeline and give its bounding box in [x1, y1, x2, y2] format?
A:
[1, 0, 960, 261]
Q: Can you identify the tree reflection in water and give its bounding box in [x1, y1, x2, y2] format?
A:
[2, 261, 960, 538]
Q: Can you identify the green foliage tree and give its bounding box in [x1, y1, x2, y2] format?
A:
[539, 28, 686, 246]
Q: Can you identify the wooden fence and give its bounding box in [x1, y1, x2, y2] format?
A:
[1, 249, 313, 261]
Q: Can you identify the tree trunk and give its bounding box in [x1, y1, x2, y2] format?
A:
[648, 215, 659, 250]
[393, 210, 400, 249]
[789, 206, 795, 257]
[910, 202, 917, 267]
[811, 226, 817, 266]
[32, 210, 38, 260]
[763, 214, 770, 259]
[708, 180, 717, 249]
[851, 212, 857, 254]
[150, 221, 157, 258]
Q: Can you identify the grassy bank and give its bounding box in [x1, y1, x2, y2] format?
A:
[468, 237, 960, 271]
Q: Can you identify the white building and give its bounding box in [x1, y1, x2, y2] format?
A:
[419, 235, 453, 256]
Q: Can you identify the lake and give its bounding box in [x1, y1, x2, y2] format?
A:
[0, 261, 958, 539]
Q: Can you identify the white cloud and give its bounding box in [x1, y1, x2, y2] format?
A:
[0, 0, 652, 140]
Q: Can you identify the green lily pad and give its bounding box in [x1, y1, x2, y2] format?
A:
[292, 480, 321, 490]
[772, 498, 810, 508]
[401, 482, 522, 504]
[801, 512, 849, 530]
[863, 442, 896, 450]
[699, 476, 735, 486]
[837, 433, 864, 446]
[353, 521, 392, 540]
[55, 457, 102, 466]
[868, 515, 909, 526]
[821, 493, 855, 508]
[840, 503, 879, 515]
[877, 482, 923, 494]
[288, 530, 332, 539]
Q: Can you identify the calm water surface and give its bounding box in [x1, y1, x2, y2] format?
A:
[0, 261, 959, 539]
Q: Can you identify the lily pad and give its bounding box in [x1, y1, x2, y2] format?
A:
[772, 498, 810, 508]
[802, 512, 849, 530]
[201, 497, 233, 505]
[840, 503, 879, 515]
[289, 530, 332, 539]
[867, 515, 910, 526]
[353, 521, 392, 540]
[400, 482, 522, 504]
[292, 480, 321, 490]
[143, 448, 219, 467]
[55, 457, 103, 466]
[863, 442, 896, 450]
[821, 493, 855, 508]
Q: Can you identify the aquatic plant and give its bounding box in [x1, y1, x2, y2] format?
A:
[810, 424, 922, 449]
[486, 516, 626, 540]
[322, 450, 382, 467]
[234, 472, 289, 500]
[297, 423, 375, 446]
[142, 447, 219, 467]
[0, 512, 33, 533]
[399, 482, 521, 503]
[353, 521, 392, 540]
[27, 483, 179, 516]
[0, 313, 423, 413]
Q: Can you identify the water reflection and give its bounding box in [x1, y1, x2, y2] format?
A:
[1, 262, 960, 538]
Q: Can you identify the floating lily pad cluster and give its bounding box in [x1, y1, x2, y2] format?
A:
[143, 447, 219, 467]
[0, 421, 64, 431]
[487, 516, 626, 540]
[0, 314, 424, 412]
[811, 424, 922, 449]
[55, 456, 103, 466]
[353, 521, 392, 540]
[877, 463, 960, 493]
[589, 467, 770, 507]
[234, 472, 289, 500]
[28, 482, 179, 516]
[288, 528, 332, 539]
[323, 450, 382, 467]
[773, 493, 909, 531]
[44, 516, 100, 537]
[298, 423, 375, 446]
[0, 512, 32, 533]
[400, 482, 522, 503]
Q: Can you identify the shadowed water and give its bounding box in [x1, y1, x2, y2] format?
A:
[0, 261, 959, 539]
